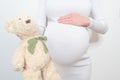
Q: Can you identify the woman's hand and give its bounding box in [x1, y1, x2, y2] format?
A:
[58, 13, 90, 27]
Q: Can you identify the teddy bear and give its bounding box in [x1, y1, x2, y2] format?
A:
[5, 14, 62, 80]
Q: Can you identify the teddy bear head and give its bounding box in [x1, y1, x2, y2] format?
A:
[5, 14, 41, 39]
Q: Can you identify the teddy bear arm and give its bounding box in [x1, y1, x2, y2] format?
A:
[12, 43, 26, 71]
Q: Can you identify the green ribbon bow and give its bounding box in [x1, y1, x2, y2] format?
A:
[27, 36, 48, 54]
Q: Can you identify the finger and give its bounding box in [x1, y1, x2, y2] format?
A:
[58, 18, 72, 23]
[58, 16, 71, 21]
[58, 18, 71, 21]
[59, 12, 77, 20]
[58, 19, 73, 24]
[58, 13, 73, 19]
[62, 21, 73, 24]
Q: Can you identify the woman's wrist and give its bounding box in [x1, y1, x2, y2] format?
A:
[82, 17, 91, 27]
[86, 17, 93, 28]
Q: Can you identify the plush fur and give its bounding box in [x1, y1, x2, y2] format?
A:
[5, 14, 61, 80]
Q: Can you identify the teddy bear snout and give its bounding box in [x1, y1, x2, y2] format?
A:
[26, 19, 31, 24]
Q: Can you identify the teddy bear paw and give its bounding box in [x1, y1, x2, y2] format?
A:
[13, 63, 24, 71]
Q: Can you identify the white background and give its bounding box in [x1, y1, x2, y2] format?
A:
[0, 0, 120, 80]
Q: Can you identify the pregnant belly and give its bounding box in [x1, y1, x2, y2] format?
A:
[44, 21, 90, 65]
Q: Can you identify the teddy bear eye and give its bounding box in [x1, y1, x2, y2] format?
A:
[19, 18, 21, 20]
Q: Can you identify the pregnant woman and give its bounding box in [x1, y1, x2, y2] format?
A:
[37, 0, 108, 80]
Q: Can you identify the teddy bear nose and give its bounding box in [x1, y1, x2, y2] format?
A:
[26, 19, 31, 24]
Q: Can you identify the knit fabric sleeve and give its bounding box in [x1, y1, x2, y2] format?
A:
[37, 0, 47, 35]
[87, 0, 108, 34]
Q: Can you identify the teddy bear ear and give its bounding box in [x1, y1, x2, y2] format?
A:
[5, 19, 13, 33]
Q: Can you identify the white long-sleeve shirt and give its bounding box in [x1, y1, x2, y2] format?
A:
[36, 0, 109, 66]
[37, 0, 108, 35]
